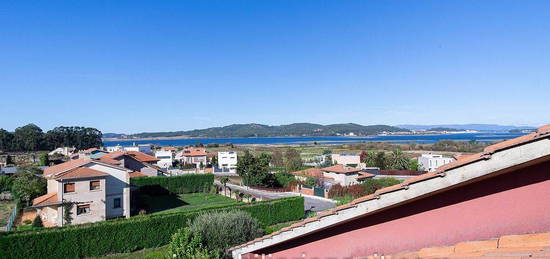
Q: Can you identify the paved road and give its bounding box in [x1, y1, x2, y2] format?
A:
[215, 182, 336, 212]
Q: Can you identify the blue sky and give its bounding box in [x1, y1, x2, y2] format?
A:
[1, 0, 549, 133]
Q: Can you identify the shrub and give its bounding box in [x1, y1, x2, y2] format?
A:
[188, 211, 263, 254]
[0, 175, 13, 193]
[22, 219, 32, 225]
[0, 197, 304, 258]
[328, 178, 402, 200]
[169, 228, 214, 259]
[131, 174, 214, 194]
[274, 172, 296, 188]
[32, 216, 43, 228]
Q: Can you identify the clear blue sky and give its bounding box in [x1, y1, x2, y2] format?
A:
[1, 0, 549, 133]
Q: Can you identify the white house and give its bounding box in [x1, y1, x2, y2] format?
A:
[218, 151, 237, 173]
[418, 153, 454, 172]
[320, 164, 372, 186]
[49, 147, 76, 157]
[176, 148, 208, 168]
[331, 153, 361, 166]
[32, 158, 132, 227]
[155, 150, 174, 168]
[123, 144, 153, 155]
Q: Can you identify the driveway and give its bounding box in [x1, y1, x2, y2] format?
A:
[215, 181, 336, 212]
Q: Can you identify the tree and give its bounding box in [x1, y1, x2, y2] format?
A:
[387, 149, 410, 170]
[169, 228, 214, 259]
[375, 151, 387, 169]
[12, 124, 45, 151]
[236, 151, 274, 187]
[45, 126, 102, 150]
[38, 153, 49, 166]
[270, 150, 284, 168]
[0, 129, 14, 151]
[210, 155, 218, 167]
[408, 158, 420, 171]
[243, 193, 252, 202]
[360, 150, 377, 167]
[188, 210, 263, 254]
[284, 149, 303, 172]
[11, 166, 47, 206]
[220, 177, 229, 196]
[0, 175, 13, 192]
[32, 215, 44, 227]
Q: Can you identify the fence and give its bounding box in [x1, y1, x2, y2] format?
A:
[5, 204, 17, 231]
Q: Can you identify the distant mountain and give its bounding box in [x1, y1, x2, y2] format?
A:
[128, 123, 409, 138]
[103, 133, 127, 138]
[397, 124, 536, 131]
[426, 127, 464, 132]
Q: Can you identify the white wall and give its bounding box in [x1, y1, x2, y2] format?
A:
[87, 163, 130, 218]
[418, 154, 454, 172]
[155, 150, 174, 168]
[323, 172, 360, 186]
[218, 152, 238, 170]
[331, 154, 361, 166]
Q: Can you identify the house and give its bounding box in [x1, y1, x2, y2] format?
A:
[418, 153, 454, 172]
[123, 144, 153, 155]
[154, 149, 174, 168]
[105, 145, 124, 152]
[320, 164, 364, 186]
[48, 147, 76, 157]
[32, 158, 132, 227]
[176, 148, 208, 168]
[72, 148, 109, 160]
[218, 151, 237, 173]
[230, 125, 550, 259]
[331, 153, 360, 166]
[99, 151, 162, 177]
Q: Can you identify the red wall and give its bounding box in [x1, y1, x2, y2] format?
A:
[249, 160, 550, 259]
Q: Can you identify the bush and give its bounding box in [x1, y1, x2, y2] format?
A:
[274, 172, 296, 188]
[0, 175, 13, 193]
[32, 216, 43, 228]
[131, 174, 214, 194]
[188, 211, 263, 253]
[328, 178, 402, 200]
[169, 228, 214, 259]
[0, 197, 304, 258]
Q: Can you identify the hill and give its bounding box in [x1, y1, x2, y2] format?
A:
[397, 124, 535, 131]
[128, 123, 408, 138]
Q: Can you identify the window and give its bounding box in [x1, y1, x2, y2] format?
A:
[76, 204, 91, 215]
[113, 198, 121, 209]
[90, 180, 100, 191]
[64, 183, 75, 193]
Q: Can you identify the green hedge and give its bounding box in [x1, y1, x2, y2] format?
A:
[131, 174, 214, 194]
[0, 196, 304, 259]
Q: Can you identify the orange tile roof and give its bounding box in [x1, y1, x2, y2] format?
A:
[162, 147, 177, 151]
[32, 192, 60, 207]
[129, 171, 147, 178]
[55, 167, 109, 180]
[43, 158, 92, 177]
[126, 151, 160, 162]
[321, 164, 362, 174]
[357, 172, 375, 179]
[81, 147, 99, 153]
[230, 124, 550, 253]
[181, 148, 207, 157]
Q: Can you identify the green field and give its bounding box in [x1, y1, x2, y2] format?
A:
[0, 201, 16, 226]
[141, 193, 239, 215]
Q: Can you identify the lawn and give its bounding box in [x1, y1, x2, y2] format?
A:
[141, 193, 239, 215]
[89, 246, 169, 259]
[0, 200, 16, 226]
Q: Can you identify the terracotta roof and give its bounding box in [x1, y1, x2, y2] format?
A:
[363, 231, 550, 259]
[357, 172, 375, 180]
[81, 148, 99, 153]
[32, 192, 60, 207]
[229, 124, 550, 254]
[55, 167, 109, 180]
[129, 171, 147, 178]
[100, 151, 159, 163]
[291, 168, 324, 178]
[126, 151, 160, 162]
[161, 147, 177, 151]
[43, 158, 92, 177]
[181, 148, 207, 157]
[378, 170, 426, 176]
[321, 164, 362, 174]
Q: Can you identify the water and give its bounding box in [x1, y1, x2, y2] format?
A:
[103, 132, 526, 147]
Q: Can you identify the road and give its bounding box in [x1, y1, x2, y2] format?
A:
[215, 181, 336, 212]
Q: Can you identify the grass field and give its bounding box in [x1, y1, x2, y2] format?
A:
[0, 200, 16, 226]
[142, 193, 239, 215]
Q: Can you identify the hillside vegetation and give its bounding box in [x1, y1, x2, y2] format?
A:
[130, 123, 408, 138]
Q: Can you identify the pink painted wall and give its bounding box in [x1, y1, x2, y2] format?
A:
[249, 159, 550, 259]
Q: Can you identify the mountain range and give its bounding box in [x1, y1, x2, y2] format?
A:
[397, 124, 536, 131]
[106, 123, 408, 139]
